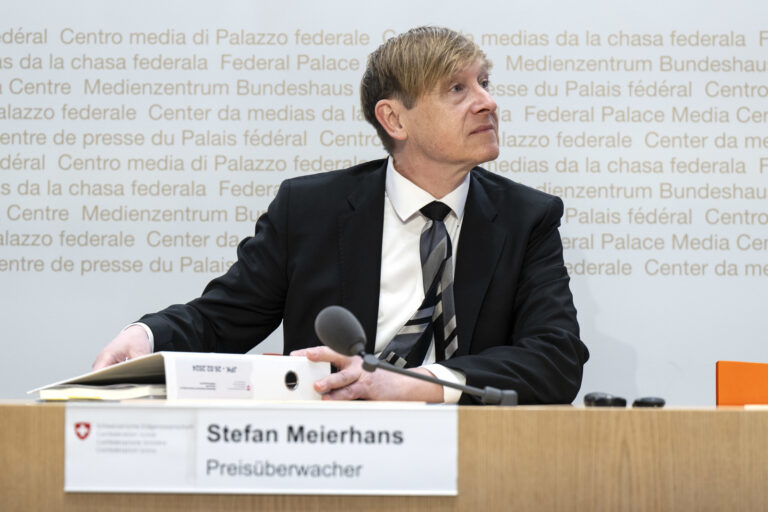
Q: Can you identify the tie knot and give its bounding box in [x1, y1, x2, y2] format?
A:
[420, 201, 451, 222]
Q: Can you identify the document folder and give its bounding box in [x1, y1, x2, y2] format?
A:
[30, 352, 329, 401]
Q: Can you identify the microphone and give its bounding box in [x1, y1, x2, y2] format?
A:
[314, 305, 366, 356]
[314, 305, 518, 406]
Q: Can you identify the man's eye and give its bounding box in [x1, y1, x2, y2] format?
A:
[451, 84, 464, 93]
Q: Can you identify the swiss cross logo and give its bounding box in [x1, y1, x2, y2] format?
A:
[74, 422, 91, 440]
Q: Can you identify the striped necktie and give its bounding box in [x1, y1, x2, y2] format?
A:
[380, 201, 458, 368]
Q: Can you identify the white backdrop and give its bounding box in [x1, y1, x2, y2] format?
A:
[2, 0, 767, 404]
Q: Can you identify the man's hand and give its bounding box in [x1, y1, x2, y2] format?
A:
[92, 325, 152, 370]
[290, 346, 443, 402]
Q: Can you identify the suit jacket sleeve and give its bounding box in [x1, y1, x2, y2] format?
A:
[139, 181, 291, 353]
[439, 195, 588, 405]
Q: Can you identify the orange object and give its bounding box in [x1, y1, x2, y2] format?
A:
[716, 361, 768, 406]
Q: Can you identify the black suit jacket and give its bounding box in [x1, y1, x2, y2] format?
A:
[142, 159, 588, 404]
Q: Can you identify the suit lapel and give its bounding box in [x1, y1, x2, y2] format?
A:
[454, 173, 507, 356]
[338, 161, 387, 352]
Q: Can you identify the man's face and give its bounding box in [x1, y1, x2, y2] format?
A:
[400, 58, 499, 171]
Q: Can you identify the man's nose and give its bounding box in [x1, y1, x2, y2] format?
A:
[473, 85, 497, 114]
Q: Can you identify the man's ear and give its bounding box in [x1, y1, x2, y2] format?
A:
[374, 99, 408, 142]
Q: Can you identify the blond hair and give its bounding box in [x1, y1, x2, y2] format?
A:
[360, 26, 491, 153]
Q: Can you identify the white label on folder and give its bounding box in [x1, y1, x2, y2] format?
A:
[163, 353, 327, 401]
[65, 402, 457, 495]
[170, 354, 253, 400]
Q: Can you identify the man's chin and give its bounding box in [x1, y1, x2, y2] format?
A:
[478, 147, 500, 164]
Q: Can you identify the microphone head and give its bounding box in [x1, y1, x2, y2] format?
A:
[314, 306, 367, 356]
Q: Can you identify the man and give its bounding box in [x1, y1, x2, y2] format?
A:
[93, 26, 588, 404]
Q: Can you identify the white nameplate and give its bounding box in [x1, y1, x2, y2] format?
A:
[65, 402, 457, 495]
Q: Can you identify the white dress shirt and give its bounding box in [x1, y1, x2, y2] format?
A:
[377, 158, 469, 403]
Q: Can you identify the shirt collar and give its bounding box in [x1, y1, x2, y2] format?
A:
[385, 158, 470, 223]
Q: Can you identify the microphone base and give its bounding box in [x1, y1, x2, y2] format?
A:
[361, 354, 517, 406]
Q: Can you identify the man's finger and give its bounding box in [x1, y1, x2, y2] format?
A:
[314, 367, 362, 393]
[298, 346, 352, 367]
[127, 349, 146, 360]
[322, 382, 365, 401]
[92, 352, 122, 371]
